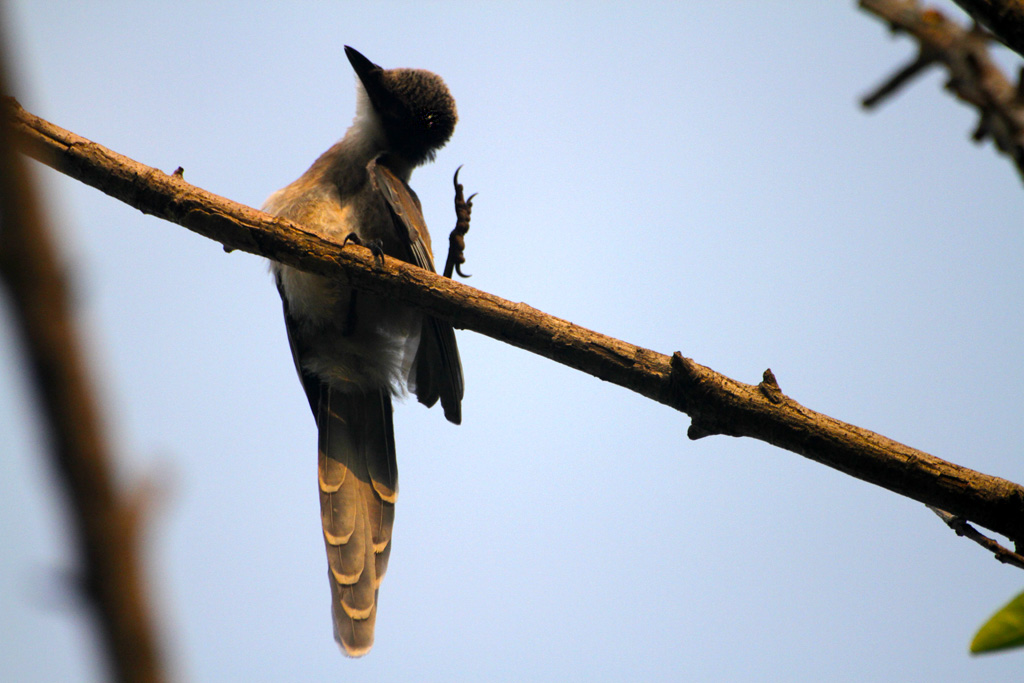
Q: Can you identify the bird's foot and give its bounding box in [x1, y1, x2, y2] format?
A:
[444, 165, 475, 279]
[342, 233, 386, 267]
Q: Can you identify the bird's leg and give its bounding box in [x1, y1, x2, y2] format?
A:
[443, 165, 475, 279]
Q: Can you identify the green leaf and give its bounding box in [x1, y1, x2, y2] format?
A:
[971, 590, 1024, 654]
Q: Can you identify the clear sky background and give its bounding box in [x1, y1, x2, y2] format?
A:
[2, 2, 1023, 681]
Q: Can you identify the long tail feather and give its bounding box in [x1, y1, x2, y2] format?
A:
[317, 384, 397, 656]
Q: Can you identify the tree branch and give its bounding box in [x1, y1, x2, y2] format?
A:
[929, 507, 1024, 569]
[860, 0, 1024, 183]
[0, 63, 167, 683]
[5, 98, 1024, 549]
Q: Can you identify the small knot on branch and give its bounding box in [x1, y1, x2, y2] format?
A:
[669, 352, 718, 439]
[758, 368, 784, 404]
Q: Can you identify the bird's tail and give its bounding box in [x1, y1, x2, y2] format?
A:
[316, 384, 398, 657]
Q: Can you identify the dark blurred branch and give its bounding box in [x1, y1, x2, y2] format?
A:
[6, 99, 1024, 552]
[951, 0, 1024, 57]
[861, 52, 939, 107]
[0, 27, 167, 683]
[860, 0, 1024, 183]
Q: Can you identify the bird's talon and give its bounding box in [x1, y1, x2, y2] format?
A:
[368, 240, 386, 266]
[341, 233, 385, 266]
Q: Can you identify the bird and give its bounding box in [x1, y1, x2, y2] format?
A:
[262, 46, 463, 657]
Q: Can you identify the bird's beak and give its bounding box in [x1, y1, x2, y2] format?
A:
[345, 46, 385, 97]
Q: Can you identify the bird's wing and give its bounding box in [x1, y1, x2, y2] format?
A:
[368, 157, 464, 424]
[273, 274, 320, 414]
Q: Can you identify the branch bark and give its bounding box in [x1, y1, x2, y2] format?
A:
[0, 56, 166, 683]
[5, 98, 1024, 547]
[860, 0, 1024, 183]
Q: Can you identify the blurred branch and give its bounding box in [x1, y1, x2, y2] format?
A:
[0, 40, 167, 683]
[5, 99, 1024, 555]
[860, 0, 1024, 183]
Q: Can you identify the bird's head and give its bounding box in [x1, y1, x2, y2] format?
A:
[345, 46, 457, 168]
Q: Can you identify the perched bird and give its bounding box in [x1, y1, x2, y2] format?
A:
[262, 46, 463, 656]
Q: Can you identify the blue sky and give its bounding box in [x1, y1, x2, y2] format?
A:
[2, 2, 1024, 681]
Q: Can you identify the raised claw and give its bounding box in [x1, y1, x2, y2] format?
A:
[445, 167, 475, 279]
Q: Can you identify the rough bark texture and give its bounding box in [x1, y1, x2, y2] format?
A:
[5, 97, 1024, 546]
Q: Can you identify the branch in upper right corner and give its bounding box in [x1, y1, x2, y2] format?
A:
[860, 0, 1024, 183]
